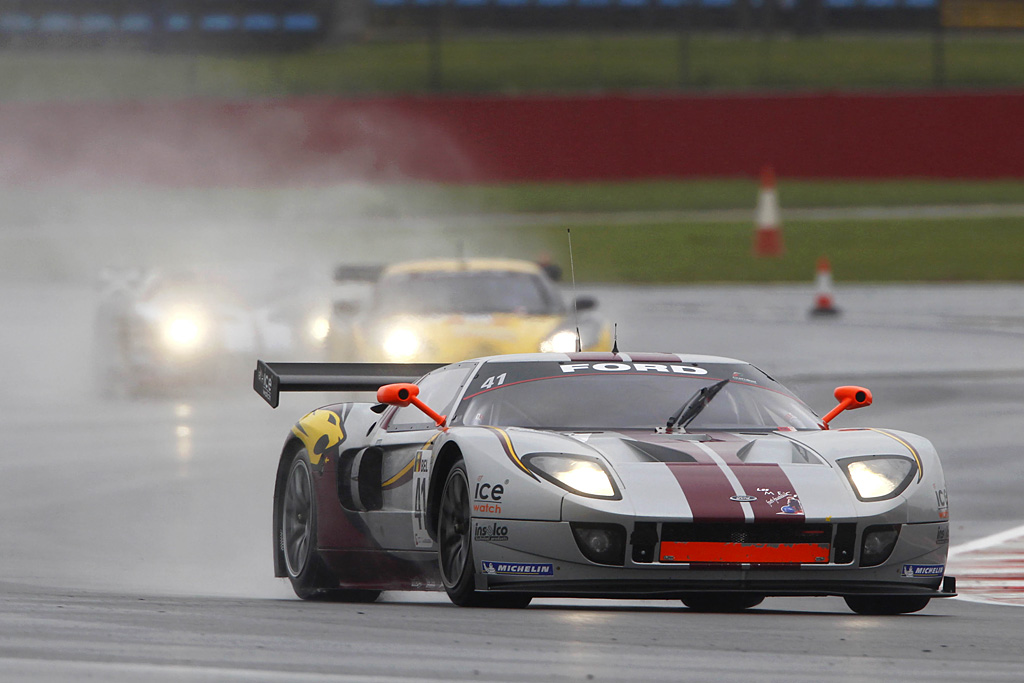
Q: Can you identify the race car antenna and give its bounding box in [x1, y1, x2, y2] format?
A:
[567, 229, 582, 353]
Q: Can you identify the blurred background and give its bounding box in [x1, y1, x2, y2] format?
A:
[1, 0, 1023, 601]
[3, 0, 1023, 377]
[1, 0, 1023, 283]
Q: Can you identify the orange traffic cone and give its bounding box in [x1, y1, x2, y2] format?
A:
[810, 256, 840, 317]
[753, 165, 784, 257]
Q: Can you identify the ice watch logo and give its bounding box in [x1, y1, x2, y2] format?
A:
[474, 478, 507, 513]
[474, 480, 505, 501]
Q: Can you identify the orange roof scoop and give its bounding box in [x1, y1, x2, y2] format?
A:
[821, 385, 873, 428]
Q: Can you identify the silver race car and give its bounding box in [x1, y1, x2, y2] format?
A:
[94, 267, 330, 397]
[255, 352, 954, 614]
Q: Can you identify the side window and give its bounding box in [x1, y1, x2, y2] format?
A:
[387, 364, 474, 431]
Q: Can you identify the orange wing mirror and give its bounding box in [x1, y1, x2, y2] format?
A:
[376, 383, 447, 428]
[821, 385, 872, 428]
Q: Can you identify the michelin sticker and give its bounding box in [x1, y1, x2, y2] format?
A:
[901, 564, 945, 578]
[481, 562, 554, 576]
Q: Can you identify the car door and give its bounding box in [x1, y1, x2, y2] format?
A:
[366, 362, 476, 551]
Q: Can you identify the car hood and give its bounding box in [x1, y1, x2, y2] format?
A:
[506, 427, 868, 523]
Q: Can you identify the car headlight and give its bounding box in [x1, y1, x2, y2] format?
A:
[839, 456, 917, 502]
[525, 454, 619, 499]
[540, 330, 579, 354]
[161, 310, 206, 352]
[382, 326, 421, 361]
[308, 315, 330, 343]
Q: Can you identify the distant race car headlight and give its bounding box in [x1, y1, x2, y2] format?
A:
[160, 310, 206, 353]
[540, 330, 579, 354]
[839, 455, 917, 502]
[308, 315, 330, 343]
[524, 454, 620, 499]
[382, 327, 421, 361]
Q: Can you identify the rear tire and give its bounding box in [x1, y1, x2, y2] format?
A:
[281, 449, 380, 603]
[844, 595, 930, 615]
[438, 461, 530, 608]
[682, 593, 765, 612]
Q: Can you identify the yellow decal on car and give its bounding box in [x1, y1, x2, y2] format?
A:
[383, 433, 441, 489]
[869, 428, 923, 482]
[292, 409, 345, 466]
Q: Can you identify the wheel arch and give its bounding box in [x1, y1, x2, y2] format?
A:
[272, 435, 305, 578]
[426, 440, 465, 542]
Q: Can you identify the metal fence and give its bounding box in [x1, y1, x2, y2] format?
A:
[0, 1, 334, 50]
[1, 0, 1023, 96]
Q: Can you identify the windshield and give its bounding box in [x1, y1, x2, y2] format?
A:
[374, 271, 562, 316]
[455, 361, 822, 432]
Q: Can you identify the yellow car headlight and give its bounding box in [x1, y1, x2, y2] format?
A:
[540, 330, 579, 354]
[382, 327, 421, 361]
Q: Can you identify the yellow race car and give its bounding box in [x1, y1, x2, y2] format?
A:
[329, 258, 611, 363]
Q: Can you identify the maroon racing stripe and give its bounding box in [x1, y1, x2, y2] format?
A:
[728, 463, 805, 523]
[627, 352, 688, 363]
[566, 352, 622, 362]
[666, 463, 745, 523]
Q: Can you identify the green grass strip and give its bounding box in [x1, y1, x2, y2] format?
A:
[522, 218, 1024, 282]
[3, 33, 1024, 101]
[407, 179, 1024, 213]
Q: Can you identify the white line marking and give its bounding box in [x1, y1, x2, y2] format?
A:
[948, 523, 1024, 557]
[948, 523, 1024, 607]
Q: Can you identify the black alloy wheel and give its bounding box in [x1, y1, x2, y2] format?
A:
[281, 449, 379, 603]
[438, 461, 530, 608]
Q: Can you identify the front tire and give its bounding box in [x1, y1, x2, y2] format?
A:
[844, 595, 931, 615]
[281, 449, 380, 603]
[438, 461, 530, 608]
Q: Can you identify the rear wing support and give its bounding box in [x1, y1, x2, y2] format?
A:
[254, 360, 444, 408]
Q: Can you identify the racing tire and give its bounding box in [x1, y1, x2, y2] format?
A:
[281, 449, 380, 603]
[681, 593, 765, 612]
[438, 461, 530, 609]
[843, 595, 931, 615]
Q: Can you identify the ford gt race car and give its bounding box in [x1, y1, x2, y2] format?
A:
[328, 258, 611, 362]
[255, 352, 955, 614]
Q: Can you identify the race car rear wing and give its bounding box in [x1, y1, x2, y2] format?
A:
[254, 360, 444, 408]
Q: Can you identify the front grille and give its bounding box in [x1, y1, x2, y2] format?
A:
[629, 522, 856, 565]
[662, 523, 833, 544]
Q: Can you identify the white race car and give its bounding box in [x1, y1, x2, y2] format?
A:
[257, 351, 955, 614]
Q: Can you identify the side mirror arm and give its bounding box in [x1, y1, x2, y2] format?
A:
[821, 385, 872, 428]
[376, 383, 447, 428]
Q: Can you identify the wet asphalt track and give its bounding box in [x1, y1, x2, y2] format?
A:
[2, 279, 1024, 682]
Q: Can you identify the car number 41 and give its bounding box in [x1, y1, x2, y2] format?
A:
[480, 373, 507, 390]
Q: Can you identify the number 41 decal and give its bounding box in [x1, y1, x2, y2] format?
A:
[480, 373, 507, 390]
[413, 448, 434, 548]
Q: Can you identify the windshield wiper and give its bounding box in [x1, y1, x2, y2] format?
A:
[665, 378, 731, 433]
